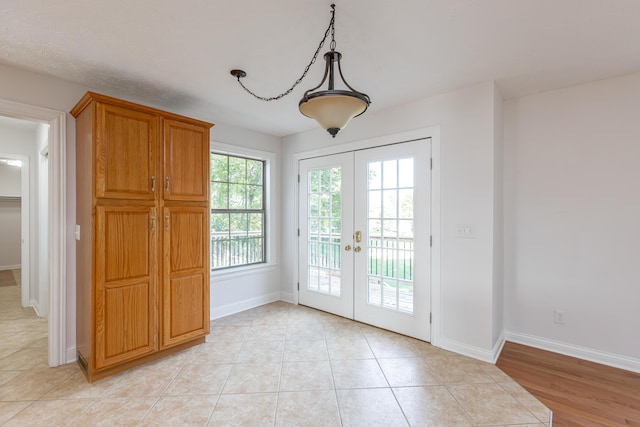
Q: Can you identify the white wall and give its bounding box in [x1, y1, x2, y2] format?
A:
[0, 162, 21, 195]
[0, 162, 21, 268]
[492, 85, 504, 348]
[283, 81, 504, 360]
[0, 199, 21, 268]
[504, 72, 640, 366]
[36, 123, 49, 316]
[209, 124, 283, 317]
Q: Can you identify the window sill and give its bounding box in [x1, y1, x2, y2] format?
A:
[211, 263, 278, 281]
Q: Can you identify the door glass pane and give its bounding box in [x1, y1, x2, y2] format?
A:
[383, 190, 397, 218]
[369, 190, 381, 218]
[398, 158, 414, 188]
[307, 166, 342, 296]
[383, 160, 397, 189]
[398, 189, 413, 219]
[367, 157, 415, 313]
[368, 162, 382, 190]
[309, 266, 319, 291]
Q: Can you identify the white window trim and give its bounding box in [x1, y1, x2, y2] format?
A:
[210, 141, 278, 277]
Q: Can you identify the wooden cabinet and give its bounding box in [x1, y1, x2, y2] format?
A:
[163, 119, 210, 202]
[96, 103, 158, 200]
[72, 92, 213, 382]
[162, 206, 209, 348]
[95, 206, 158, 369]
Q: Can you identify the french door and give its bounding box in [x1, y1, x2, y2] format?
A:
[298, 139, 431, 341]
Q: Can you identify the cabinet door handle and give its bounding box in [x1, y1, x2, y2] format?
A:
[151, 215, 156, 232]
[151, 176, 156, 192]
[165, 214, 170, 230]
[165, 176, 170, 192]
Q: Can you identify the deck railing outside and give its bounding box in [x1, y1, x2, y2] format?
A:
[211, 233, 264, 269]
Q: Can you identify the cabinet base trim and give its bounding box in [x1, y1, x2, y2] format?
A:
[78, 337, 205, 383]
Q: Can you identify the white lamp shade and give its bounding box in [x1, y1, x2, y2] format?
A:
[299, 93, 368, 132]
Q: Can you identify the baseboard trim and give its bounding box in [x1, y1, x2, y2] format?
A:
[30, 299, 43, 317]
[504, 331, 640, 374]
[65, 345, 77, 365]
[492, 330, 507, 363]
[0, 264, 20, 271]
[210, 292, 283, 320]
[280, 291, 294, 304]
[441, 337, 495, 364]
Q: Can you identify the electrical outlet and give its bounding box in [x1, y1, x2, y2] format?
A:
[455, 224, 476, 238]
[554, 309, 566, 325]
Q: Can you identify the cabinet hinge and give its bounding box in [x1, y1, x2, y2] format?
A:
[430, 312, 432, 324]
[430, 236, 432, 247]
[430, 158, 433, 170]
[297, 229, 300, 237]
[298, 174, 300, 183]
[297, 282, 300, 291]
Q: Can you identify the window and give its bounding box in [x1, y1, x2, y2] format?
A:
[211, 153, 266, 269]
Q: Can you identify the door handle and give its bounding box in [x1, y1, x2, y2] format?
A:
[345, 245, 352, 251]
[165, 176, 170, 192]
[354, 246, 361, 253]
[165, 214, 170, 230]
[151, 175, 156, 192]
[150, 215, 156, 232]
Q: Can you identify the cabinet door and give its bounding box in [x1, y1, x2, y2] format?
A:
[163, 119, 210, 202]
[95, 206, 158, 369]
[96, 103, 159, 200]
[162, 206, 210, 348]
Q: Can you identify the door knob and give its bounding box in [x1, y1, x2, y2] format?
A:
[345, 245, 352, 251]
[354, 246, 361, 253]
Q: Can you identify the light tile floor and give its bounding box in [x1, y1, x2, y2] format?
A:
[0, 279, 551, 426]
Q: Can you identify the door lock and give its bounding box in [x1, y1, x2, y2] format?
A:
[354, 231, 362, 242]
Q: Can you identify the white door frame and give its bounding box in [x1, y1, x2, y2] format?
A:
[293, 127, 442, 347]
[0, 98, 67, 367]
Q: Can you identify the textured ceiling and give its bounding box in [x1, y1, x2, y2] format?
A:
[1, 0, 640, 137]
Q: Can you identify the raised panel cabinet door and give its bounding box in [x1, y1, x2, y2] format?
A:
[161, 206, 210, 348]
[95, 206, 158, 369]
[163, 119, 210, 202]
[96, 103, 159, 200]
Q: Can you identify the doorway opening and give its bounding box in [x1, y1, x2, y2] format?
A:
[0, 99, 67, 367]
[295, 128, 441, 346]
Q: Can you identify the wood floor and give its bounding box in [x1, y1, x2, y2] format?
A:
[497, 341, 640, 427]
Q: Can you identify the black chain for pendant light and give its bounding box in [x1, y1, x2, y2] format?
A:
[231, 4, 337, 101]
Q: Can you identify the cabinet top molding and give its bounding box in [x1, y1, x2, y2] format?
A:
[70, 91, 214, 129]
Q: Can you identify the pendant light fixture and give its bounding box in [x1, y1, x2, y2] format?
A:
[230, 4, 370, 137]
